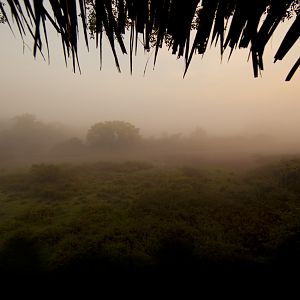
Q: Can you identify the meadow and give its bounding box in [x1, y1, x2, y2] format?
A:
[0, 158, 299, 288]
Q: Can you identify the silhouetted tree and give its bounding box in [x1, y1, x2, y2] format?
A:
[0, 114, 69, 156]
[0, 1, 5, 23]
[12, 113, 40, 129]
[52, 137, 86, 156]
[86, 121, 141, 149]
[190, 127, 207, 140]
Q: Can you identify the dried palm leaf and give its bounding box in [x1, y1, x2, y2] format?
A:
[2, 0, 299, 80]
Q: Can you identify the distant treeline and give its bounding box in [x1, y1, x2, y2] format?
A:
[0, 114, 278, 167]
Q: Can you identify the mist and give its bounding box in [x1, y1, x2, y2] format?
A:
[1, 19, 299, 166]
[1, 112, 300, 172]
[1, 3, 300, 290]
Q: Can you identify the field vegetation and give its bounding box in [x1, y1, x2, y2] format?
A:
[1, 115, 300, 289]
[0, 158, 300, 285]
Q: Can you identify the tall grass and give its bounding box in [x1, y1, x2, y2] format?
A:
[0, 159, 299, 282]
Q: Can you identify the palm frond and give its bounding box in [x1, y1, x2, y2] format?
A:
[2, 0, 299, 80]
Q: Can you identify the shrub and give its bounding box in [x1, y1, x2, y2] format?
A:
[30, 164, 65, 184]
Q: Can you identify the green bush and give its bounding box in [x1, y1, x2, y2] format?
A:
[29, 164, 78, 200]
[30, 164, 65, 184]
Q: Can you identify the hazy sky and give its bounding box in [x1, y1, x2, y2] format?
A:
[0, 18, 299, 137]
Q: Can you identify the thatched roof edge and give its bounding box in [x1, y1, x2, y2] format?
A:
[1, 0, 299, 80]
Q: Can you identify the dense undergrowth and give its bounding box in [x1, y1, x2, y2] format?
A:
[0, 159, 299, 288]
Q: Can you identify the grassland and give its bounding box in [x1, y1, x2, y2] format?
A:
[0, 159, 299, 289]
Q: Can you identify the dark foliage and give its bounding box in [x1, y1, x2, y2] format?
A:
[2, 0, 299, 79]
[1, 158, 300, 293]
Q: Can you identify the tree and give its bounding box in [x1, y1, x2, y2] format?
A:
[190, 127, 207, 140]
[9, 114, 46, 153]
[86, 121, 141, 149]
[0, 12, 5, 24]
[12, 114, 40, 129]
[52, 137, 86, 156]
[2, 114, 69, 156]
[0, 2, 5, 24]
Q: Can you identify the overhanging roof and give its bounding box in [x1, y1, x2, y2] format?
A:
[1, 0, 299, 80]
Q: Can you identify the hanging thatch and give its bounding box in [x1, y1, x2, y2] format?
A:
[1, 0, 299, 80]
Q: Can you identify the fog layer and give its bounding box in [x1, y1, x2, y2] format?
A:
[1, 114, 300, 171]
